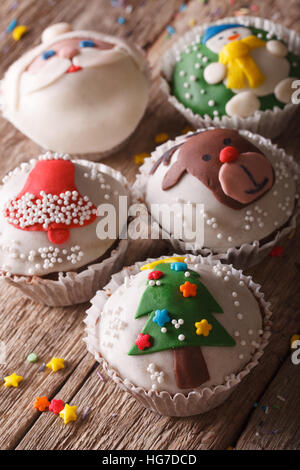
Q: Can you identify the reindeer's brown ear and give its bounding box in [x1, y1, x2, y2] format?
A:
[162, 162, 186, 190]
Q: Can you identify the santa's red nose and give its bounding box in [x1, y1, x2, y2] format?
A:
[219, 146, 239, 163]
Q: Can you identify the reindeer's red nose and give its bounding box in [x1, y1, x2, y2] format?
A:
[219, 146, 239, 163]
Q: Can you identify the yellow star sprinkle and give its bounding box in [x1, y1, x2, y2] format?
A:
[59, 404, 77, 424]
[46, 357, 65, 372]
[195, 319, 212, 337]
[4, 373, 23, 388]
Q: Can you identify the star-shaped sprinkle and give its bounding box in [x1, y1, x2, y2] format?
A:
[4, 373, 23, 388]
[46, 357, 65, 372]
[135, 333, 151, 351]
[49, 399, 65, 415]
[34, 396, 50, 412]
[148, 270, 164, 280]
[171, 262, 187, 271]
[153, 309, 170, 327]
[195, 319, 213, 337]
[180, 281, 197, 297]
[59, 404, 77, 424]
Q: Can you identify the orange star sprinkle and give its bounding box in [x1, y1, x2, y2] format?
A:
[180, 281, 197, 298]
[34, 396, 50, 412]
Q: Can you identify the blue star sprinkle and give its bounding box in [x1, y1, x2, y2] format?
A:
[153, 309, 170, 327]
[171, 262, 187, 272]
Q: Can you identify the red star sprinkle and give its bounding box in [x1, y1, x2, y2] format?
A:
[269, 245, 284, 257]
[148, 270, 164, 280]
[49, 399, 65, 415]
[180, 281, 197, 298]
[135, 333, 151, 351]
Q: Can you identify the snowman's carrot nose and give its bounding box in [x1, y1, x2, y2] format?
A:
[219, 146, 239, 163]
[228, 33, 240, 40]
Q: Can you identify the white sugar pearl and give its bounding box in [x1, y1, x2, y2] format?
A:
[149, 280, 155, 286]
[178, 319, 184, 325]
[161, 327, 167, 333]
[232, 292, 238, 297]
[237, 313, 243, 320]
[234, 301, 240, 307]
[156, 280, 161, 286]
[178, 334, 185, 341]
[184, 271, 190, 277]
[208, 99, 215, 107]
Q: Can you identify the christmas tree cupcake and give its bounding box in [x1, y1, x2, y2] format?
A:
[0, 23, 149, 157]
[0, 152, 130, 306]
[134, 127, 300, 268]
[85, 255, 272, 416]
[161, 17, 300, 137]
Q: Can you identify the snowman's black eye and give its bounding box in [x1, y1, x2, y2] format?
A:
[202, 154, 212, 161]
[218, 36, 223, 40]
[223, 138, 232, 145]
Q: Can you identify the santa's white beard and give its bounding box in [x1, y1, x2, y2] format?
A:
[5, 55, 148, 154]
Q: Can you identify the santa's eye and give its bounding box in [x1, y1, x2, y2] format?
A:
[202, 154, 212, 161]
[80, 40, 96, 48]
[223, 138, 232, 145]
[42, 50, 56, 60]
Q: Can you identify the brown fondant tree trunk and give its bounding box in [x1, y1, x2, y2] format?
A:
[173, 346, 209, 389]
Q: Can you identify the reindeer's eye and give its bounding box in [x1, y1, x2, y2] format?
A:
[202, 154, 212, 161]
[223, 138, 232, 145]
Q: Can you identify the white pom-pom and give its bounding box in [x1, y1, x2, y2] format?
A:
[42, 22, 73, 43]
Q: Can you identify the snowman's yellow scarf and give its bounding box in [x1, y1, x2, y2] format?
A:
[219, 35, 266, 89]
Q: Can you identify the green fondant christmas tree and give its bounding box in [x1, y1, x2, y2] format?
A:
[129, 261, 235, 389]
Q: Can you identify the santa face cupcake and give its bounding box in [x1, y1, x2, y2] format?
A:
[0, 23, 149, 156]
[134, 128, 299, 268]
[161, 17, 300, 137]
[0, 152, 130, 306]
[85, 255, 272, 416]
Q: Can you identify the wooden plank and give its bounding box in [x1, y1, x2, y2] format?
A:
[0, 0, 299, 450]
[235, 356, 300, 450]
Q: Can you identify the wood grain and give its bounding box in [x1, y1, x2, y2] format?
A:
[0, 0, 299, 450]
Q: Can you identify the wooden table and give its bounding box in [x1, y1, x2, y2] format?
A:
[0, 0, 299, 451]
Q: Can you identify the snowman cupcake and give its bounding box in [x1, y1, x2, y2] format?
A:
[0, 152, 131, 306]
[0, 23, 149, 157]
[161, 17, 300, 137]
[133, 128, 300, 268]
[85, 255, 272, 416]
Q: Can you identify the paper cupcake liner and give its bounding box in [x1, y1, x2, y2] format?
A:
[133, 128, 300, 269]
[161, 16, 300, 139]
[1, 238, 129, 307]
[85, 254, 272, 417]
[0, 160, 132, 307]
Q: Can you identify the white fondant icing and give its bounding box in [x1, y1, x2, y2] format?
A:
[96, 263, 263, 394]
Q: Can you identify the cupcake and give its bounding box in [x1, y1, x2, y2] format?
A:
[85, 255, 272, 416]
[0, 23, 149, 157]
[133, 128, 299, 268]
[161, 16, 300, 137]
[0, 152, 131, 306]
